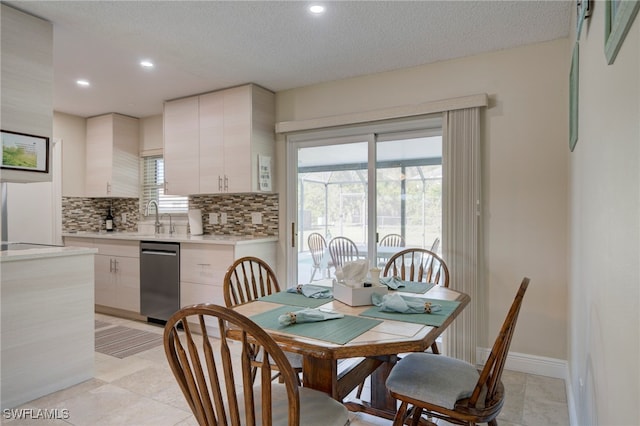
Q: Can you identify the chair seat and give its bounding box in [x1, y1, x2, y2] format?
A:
[252, 385, 349, 426]
[386, 352, 479, 410]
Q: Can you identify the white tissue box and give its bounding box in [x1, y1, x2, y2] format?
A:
[332, 281, 388, 306]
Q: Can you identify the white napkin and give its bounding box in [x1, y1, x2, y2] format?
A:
[340, 260, 369, 287]
[286, 284, 332, 299]
[278, 308, 344, 326]
[372, 293, 442, 314]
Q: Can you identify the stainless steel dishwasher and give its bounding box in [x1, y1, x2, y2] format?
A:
[140, 241, 180, 323]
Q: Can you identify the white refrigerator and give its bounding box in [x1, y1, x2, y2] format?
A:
[0, 138, 61, 245]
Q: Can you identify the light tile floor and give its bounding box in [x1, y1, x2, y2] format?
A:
[4, 313, 570, 426]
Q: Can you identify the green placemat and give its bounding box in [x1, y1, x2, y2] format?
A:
[359, 298, 461, 327]
[251, 306, 382, 345]
[384, 281, 435, 294]
[258, 291, 333, 308]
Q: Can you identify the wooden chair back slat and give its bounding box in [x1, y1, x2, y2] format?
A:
[383, 248, 450, 288]
[308, 233, 327, 267]
[223, 257, 280, 307]
[379, 233, 405, 247]
[164, 304, 301, 426]
[328, 237, 359, 269]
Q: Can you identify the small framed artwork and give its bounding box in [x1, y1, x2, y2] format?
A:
[605, 0, 640, 64]
[1, 129, 50, 173]
[576, 0, 592, 39]
[569, 43, 579, 152]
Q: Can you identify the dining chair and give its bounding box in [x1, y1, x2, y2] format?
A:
[223, 256, 303, 381]
[377, 233, 406, 266]
[308, 232, 332, 281]
[328, 236, 359, 272]
[383, 248, 449, 355]
[430, 237, 440, 253]
[223, 256, 282, 306]
[383, 247, 449, 288]
[164, 303, 350, 426]
[379, 233, 406, 247]
[386, 277, 530, 426]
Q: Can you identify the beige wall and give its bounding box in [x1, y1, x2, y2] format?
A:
[54, 111, 86, 197]
[275, 38, 570, 361]
[568, 5, 639, 425]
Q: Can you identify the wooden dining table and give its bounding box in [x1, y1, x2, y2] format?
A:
[231, 285, 470, 420]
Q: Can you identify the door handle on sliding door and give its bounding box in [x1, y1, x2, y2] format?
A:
[291, 222, 296, 248]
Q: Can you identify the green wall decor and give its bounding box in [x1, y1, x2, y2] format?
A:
[569, 42, 579, 152]
[605, 0, 640, 64]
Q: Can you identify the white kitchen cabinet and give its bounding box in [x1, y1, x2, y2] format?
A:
[65, 237, 140, 313]
[85, 113, 139, 197]
[163, 96, 200, 195]
[163, 84, 274, 195]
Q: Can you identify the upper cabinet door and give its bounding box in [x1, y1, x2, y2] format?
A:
[198, 91, 225, 194]
[85, 113, 139, 198]
[222, 85, 252, 193]
[163, 97, 200, 196]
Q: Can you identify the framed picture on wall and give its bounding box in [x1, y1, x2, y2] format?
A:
[604, 0, 640, 64]
[1, 129, 50, 173]
[569, 43, 579, 152]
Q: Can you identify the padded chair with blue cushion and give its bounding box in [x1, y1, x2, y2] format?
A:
[164, 303, 350, 426]
[385, 277, 530, 426]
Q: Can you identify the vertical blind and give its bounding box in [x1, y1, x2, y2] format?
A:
[442, 107, 482, 364]
[141, 156, 188, 213]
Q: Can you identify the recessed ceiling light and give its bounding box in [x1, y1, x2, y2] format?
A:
[76, 79, 90, 87]
[309, 5, 325, 14]
[140, 60, 154, 68]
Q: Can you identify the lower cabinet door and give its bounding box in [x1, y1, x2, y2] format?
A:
[94, 255, 117, 307]
[113, 256, 140, 313]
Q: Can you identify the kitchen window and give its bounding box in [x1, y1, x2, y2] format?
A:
[141, 155, 188, 214]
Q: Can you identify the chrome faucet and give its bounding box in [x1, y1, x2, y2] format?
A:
[145, 200, 161, 234]
[161, 213, 174, 235]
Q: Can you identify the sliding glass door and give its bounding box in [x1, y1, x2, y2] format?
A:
[287, 118, 442, 285]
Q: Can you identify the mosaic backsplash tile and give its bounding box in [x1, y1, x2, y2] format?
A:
[189, 193, 278, 237]
[62, 193, 279, 237]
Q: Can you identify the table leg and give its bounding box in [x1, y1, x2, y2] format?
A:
[343, 355, 399, 420]
[303, 356, 338, 398]
[370, 355, 398, 411]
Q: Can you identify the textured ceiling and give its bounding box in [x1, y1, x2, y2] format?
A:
[5, 1, 572, 118]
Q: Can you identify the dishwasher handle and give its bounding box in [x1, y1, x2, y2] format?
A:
[141, 249, 177, 256]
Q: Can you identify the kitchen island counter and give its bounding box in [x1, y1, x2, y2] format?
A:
[1, 244, 96, 409]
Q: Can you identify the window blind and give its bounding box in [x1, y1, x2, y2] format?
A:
[141, 156, 188, 214]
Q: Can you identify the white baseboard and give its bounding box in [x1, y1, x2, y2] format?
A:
[476, 347, 568, 379]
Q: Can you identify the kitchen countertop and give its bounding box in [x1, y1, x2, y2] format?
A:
[0, 242, 97, 261]
[62, 231, 278, 245]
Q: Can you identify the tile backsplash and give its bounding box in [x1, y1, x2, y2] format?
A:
[62, 193, 279, 237]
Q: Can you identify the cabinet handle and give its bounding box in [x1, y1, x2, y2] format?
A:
[224, 175, 229, 192]
[112, 258, 118, 273]
[164, 181, 168, 192]
[218, 176, 223, 192]
[109, 258, 113, 273]
[196, 263, 211, 267]
[106, 182, 112, 195]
